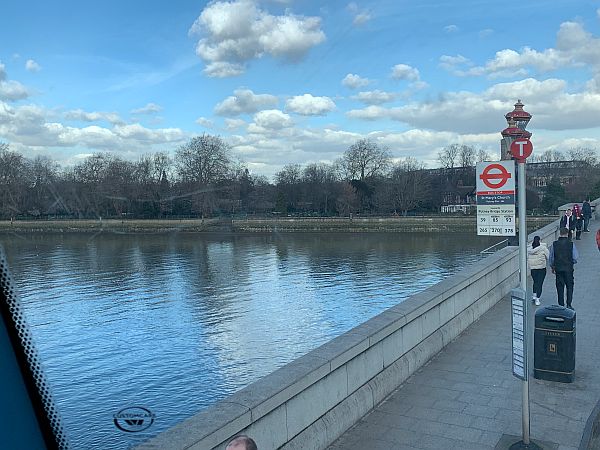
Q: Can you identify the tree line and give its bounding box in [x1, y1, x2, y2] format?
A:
[0, 137, 599, 220]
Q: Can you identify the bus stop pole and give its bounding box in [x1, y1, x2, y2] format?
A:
[518, 160, 530, 445]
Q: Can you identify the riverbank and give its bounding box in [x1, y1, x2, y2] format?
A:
[0, 216, 557, 233]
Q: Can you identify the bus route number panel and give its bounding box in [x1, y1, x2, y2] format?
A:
[477, 205, 516, 236]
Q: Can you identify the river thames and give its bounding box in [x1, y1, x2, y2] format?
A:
[2, 231, 499, 449]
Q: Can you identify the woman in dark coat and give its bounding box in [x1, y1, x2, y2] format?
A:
[573, 204, 584, 240]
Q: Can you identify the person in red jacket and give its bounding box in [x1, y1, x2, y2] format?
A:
[596, 228, 600, 252]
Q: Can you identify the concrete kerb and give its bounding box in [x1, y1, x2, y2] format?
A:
[136, 230, 529, 450]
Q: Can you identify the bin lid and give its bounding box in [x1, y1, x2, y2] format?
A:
[535, 305, 576, 328]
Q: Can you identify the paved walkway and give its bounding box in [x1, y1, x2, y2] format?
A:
[330, 221, 600, 450]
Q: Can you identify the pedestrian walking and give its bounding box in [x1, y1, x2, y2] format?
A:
[582, 199, 592, 232]
[549, 227, 579, 310]
[574, 208, 584, 240]
[596, 228, 600, 253]
[528, 235, 549, 306]
[560, 208, 576, 240]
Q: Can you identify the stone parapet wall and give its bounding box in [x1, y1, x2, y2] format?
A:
[231, 216, 554, 233]
[137, 221, 559, 450]
[557, 196, 600, 218]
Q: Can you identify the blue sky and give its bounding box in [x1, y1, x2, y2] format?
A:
[1, 0, 600, 179]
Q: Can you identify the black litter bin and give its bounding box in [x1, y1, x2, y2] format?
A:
[534, 305, 576, 383]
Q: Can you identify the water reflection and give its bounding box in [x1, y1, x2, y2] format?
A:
[1, 231, 498, 449]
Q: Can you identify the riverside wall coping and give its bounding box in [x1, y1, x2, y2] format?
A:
[557, 196, 600, 215]
[137, 220, 559, 450]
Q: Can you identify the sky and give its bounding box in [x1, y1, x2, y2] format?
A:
[2, 0, 600, 180]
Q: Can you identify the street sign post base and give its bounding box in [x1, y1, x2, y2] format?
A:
[496, 434, 558, 450]
[508, 440, 543, 450]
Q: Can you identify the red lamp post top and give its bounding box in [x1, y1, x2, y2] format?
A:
[505, 99, 532, 131]
[501, 117, 532, 139]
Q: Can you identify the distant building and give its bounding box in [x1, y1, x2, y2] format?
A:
[427, 168, 476, 213]
[527, 160, 590, 192]
[440, 204, 475, 214]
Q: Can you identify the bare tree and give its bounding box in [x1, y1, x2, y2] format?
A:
[175, 134, 231, 184]
[458, 145, 476, 167]
[302, 163, 338, 214]
[174, 135, 232, 216]
[0, 143, 28, 217]
[335, 181, 358, 215]
[26, 155, 59, 216]
[275, 164, 302, 212]
[476, 148, 492, 162]
[568, 147, 598, 165]
[341, 138, 391, 181]
[153, 152, 172, 182]
[438, 144, 460, 169]
[537, 149, 565, 163]
[389, 158, 430, 215]
[275, 164, 302, 186]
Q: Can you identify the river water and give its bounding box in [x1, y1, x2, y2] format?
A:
[1, 231, 499, 449]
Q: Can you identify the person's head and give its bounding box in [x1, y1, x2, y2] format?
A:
[226, 435, 258, 450]
[560, 227, 569, 237]
[565, 208, 572, 216]
[532, 236, 541, 248]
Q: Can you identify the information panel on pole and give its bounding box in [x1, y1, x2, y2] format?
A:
[511, 288, 528, 380]
[476, 160, 516, 236]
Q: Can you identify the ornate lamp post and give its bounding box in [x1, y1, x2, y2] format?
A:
[501, 100, 532, 160]
[502, 101, 541, 450]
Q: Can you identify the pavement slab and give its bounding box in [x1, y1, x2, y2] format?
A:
[329, 219, 600, 449]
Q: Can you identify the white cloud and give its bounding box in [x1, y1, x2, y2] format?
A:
[342, 73, 370, 89]
[224, 118, 246, 130]
[443, 21, 600, 78]
[352, 90, 396, 105]
[444, 25, 459, 33]
[346, 77, 600, 133]
[204, 61, 245, 78]
[347, 2, 371, 26]
[0, 80, 30, 101]
[65, 109, 124, 125]
[130, 103, 162, 114]
[410, 81, 429, 90]
[190, 0, 326, 77]
[227, 121, 504, 179]
[285, 94, 335, 115]
[353, 12, 371, 26]
[0, 63, 30, 101]
[1, 100, 185, 153]
[439, 54, 472, 73]
[215, 88, 279, 116]
[390, 64, 420, 81]
[196, 117, 213, 127]
[25, 59, 41, 72]
[113, 123, 184, 142]
[373, 129, 499, 164]
[346, 105, 387, 121]
[227, 125, 361, 178]
[252, 109, 293, 130]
